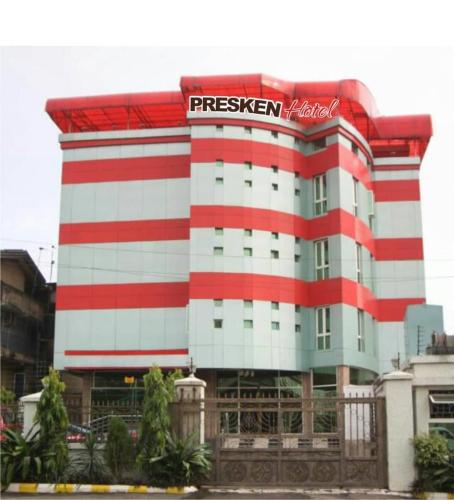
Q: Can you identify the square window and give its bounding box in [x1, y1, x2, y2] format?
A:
[245, 126, 252, 134]
[294, 137, 301, 146]
[245, 180, 252, 188]
[213, 246, 223, 255]
[216, 159, 223, 167]
[295, 305, 301, 313]
[272, 183, 278, 191]
[271, 250, 279, 259]
[215, 177, 224, 185]
[271, 165, 278, 173]
[295, 324, 301, 333]
[351, 143, 359, 155]
[216, 125, 223, 132]
[295, 171, 300, 178]
[244, 161, 252, 170]
[295, 237, 300, 244]
[313, 138, 326, 151]
[244, 229, 253, 237]
[244, 300, 253, 308]
[215, 227, 223, 236]
[214, 299, 223, 307]
[244, 247, 253, 256]
[271, 301, 279, 310]
[214, 319, 223, 329]
[244, 319, 253, 329]
[271, 321, 280, 330]
[271, 131, 278, 139]
[295, 189, 300, 196]
[294, 255, 300, 263]
[271, 232, 279, 240]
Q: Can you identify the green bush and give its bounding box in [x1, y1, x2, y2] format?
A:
[104, 417, 134, 482]
[0, 387, 15, 404]
[413, 433, 454, 492]
[148, 433, 211, 487]
[0, 428, 55, 491]
[34, 368, 69, 482]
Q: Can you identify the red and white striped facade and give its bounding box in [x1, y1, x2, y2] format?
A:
[48, 75, 431, 376]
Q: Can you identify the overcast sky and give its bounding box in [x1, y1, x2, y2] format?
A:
[1, 46, 454, 332]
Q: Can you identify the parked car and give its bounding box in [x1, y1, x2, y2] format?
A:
[431, 426, 454, 451]
[66, 423, 92, 443]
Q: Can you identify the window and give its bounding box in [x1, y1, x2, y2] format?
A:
[213, 246, 223, 255]
[244, 300, 253, 308]
[313, 137, 326, 151]
[244, 247, 253, 257]
[295, 324, 301, 333]
[314, 239, 329, 280]
[316, 307, 331, 350]
[272, 183, 278, 191]
[216, 125, 224, 132]
[271, 250, 279, 259]
[244, 319, 253, 329]
[245, 126, 252, 134]
[356, 243, 363, 284]
[353, 177, 359, 216]
[271, 321, 280, 330]
[295, 305, 301, 313]
[295, 237, 300, 244]
[215, 177, 224, 185]
[294, 255, 300, 263]
[271, 165, 278, 173]
[244, 229, 252, 237]
[295, 171, 300, 178]
[215, 227, 223, 236]
[244, 161, 252, 170]
[245, 180, 252, 188]
[214, 319, 223, 329]
[216, 159, 223, 167]
[271, 130, 278, 139]
[214, 299, 223, 307]
[351, 142, 359, 155]
[357, 309, 365, 352]
[271, 301, 279, 310]
[313, 174, 328, 215]
[271, 232, 279, 240]
[294, 137, 301, 146]
[295, 189, 300, 197]
[368, 191, 375, 230]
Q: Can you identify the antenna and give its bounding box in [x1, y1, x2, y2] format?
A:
[49, 245, 55, 282]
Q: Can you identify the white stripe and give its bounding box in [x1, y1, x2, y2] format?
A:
[374, 156, 420, 166]
[373, 170, 420, 181]
[59, 126, 190, 143]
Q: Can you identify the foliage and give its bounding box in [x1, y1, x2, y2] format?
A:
[0, 428, 55, 491]
[136, 366, 182, 475]
[34, 367, 69, 482]
[0, 387, 15, 404]
[148, 433, 211, 487]
[104, 417, 134, 482]
[65, 432, 110, 484]
[413, 433, 454, 493]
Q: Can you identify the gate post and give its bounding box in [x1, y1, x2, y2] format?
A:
[378, 371, 415, 491]
[174, 373, 206, 444]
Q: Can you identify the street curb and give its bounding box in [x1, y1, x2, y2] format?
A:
[416, 494, 454, 500]
[5, 483, 198, 494]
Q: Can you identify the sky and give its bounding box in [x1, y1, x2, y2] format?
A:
[1, 46, 454, 332]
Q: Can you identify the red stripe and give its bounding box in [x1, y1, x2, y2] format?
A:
[59, 218, 189, 245]
[64, 366, 186, 371]
[377, 298, 425, 321]
[62, 155, 190, 184]
[190, 206, 374, 255]
[61, 135, 190, 150]
[56, 282, 188, 310]
[191, 139, 372, 188]
[64, 348, 188, 356]
[375, 238, 423, 261]
[373, 180, 420, 201]
[372, 164, 420, 171]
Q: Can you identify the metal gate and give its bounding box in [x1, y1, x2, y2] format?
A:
[201, 396, 387, 488]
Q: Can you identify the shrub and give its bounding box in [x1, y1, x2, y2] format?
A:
[413, 433, 454, 493]
[0, 428, 55, 491]
[149, 433, 211, 487]
[34, 368, 69, 482]
[0, 387, 15, 404]
[104, 417, 134, 482]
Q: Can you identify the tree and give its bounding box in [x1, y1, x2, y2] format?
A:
[104, 417, 134, 482]
[136, 366, 182, 476]
[34, 367, 69, 482]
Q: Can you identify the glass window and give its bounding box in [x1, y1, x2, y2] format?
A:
[356, 243, 362, 284]
[294, 137, 301, 146]
[313, 174, 328, 215]
[215, 177, 223, 185]
[350, 367, 377, 385]
[215, 227, 223, 236]
[214, 299, 223, 307]
[295, 189, 300, 197]
[294, 254, 300, 263]
[353, 177, 359, 217]
[244, 247, 253, 256]
[357, 309, 365, 352]
[271, 321, 280, 330]
[316, 307, 331, 351]
[244, 319, 253, 329]
[315, 239, 329, 280]
[295, 171, 300, 178]
[295, 324, 301, 333]
[216, 125, 223, 132]
[271, 232, 279, 240]
[213, 246, 223, 255]
[271, 250, 279, 259]
[244, 161, 252, 170]
[295, 237, 301, 244]
[272, 183, 278, 191]
[245, 126, 252, 134]
[271, 301, 279, 310]
[313, 137, 326, 151]
[295, 305, 301, 313]
[271, 131, 278, 139]
[244, 300, 253, 308]
[351, 142, 359, 155]
[245, 180, 252, 187]
[214, 319, 223, 329]
[271, 165, 278, 173]
[216, 159, 223, 167]
[244, 229, 252, 237]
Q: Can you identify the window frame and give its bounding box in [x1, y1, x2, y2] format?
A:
[313, 174, 328, 216]
[316, 306, 331, 351]
[314, 239, 329, 280]
[357, 309, 365, 352]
